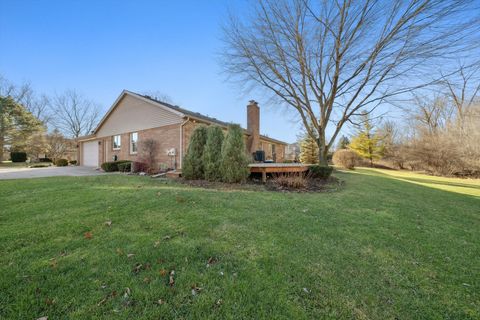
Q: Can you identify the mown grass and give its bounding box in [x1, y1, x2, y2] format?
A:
[0, 169, 478, 319]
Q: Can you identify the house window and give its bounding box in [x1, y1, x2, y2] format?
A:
[130, 132, 138, 154]
[113, 135, 121, 150]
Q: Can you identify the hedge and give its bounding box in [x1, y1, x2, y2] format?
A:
[10, 152, 27, 162]
[55, 159, 68, 166]
[308, 165, 333, 179]
[101, 160, 131, 172]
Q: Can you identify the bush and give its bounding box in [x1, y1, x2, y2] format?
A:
[55, 159, 68, 166]
[332, 149, 357, 169]
[308, 165, 333, 179]
[117, 161, 132, 172]
[132, 161, 148, 173]
[101, 160, 131, 172]
[10, 152, 27, 162]
[39, 157, 52, 163]
[220, 124, 250, 183]
[203, 126, 224, 181]
[183, 125, 208, 180]
[272, 173, 307, 189]
[69, 160, 77, 165]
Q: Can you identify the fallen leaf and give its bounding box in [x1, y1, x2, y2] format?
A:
[116, 248, 124, 256]
[191, 284, 202, 296]
[49, 259, 57, 269]
[123, 287, 131, 298]
[127, 253, 135, 258]
[163, 235, 171, 241]
[154, 241, 160, 247]
[219, 271, 224, 276]
[159, 269, 167, 276]
[169, 270, 175, 287]
[303, 287, 310, 294]
[207, 256, 218, 267]
[45, 298, 55, 305]
[132, 263, 143, 274]
[104, 220, 112, 227]
[84, 232, 93, 239]
[36, 317, 48, 320]
[157, 299, 165, 305]
[216, 299, 223, 306]
[143, 277, 151, 283]
[157, 192, 162, 196]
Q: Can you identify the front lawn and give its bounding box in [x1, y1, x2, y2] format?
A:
[0, 169, 478, 319]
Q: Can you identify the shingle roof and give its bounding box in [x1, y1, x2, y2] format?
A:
[136, 92, 288, 145]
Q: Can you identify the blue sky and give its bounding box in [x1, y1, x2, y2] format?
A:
[0, 0, 302, 143]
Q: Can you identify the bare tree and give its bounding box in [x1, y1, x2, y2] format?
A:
[0, 76, 52, 126]
[51, 90, 101, 139]
[222, 0, 480, 164]
[46, 129, 74, 161]
[142, 90, 175, 104]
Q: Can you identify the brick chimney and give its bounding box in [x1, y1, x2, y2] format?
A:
[247, 100, 260, 154]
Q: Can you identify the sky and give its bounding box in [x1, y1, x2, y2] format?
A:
[0, 0, 303, 143]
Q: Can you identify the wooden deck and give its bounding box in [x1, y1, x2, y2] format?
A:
[249, 163, 309, 182]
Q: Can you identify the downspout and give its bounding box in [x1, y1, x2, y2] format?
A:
[179, 117, 190, 170]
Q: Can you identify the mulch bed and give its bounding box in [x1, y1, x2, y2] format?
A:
[172, 176, 344, 193]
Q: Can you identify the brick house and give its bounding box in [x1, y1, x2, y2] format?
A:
[77, 90, 287, 169]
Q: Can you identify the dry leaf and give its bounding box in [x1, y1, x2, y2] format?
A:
[216, 299, 223, 306]
[45, 298, 55, 305]
[169, 270, 175, 286]
[154, 241, 160, 247]
[143, 277, 151, 283]
[123, 287, 131, 298]
[191, 284, 202, 296]
[163, 235, 171, 241]
[127, 253, 135, 258]
[84, 232, 93, 239]
[116, 248, 124, 256]
[157, 299, 165, 305]
[159, 269, 167, 276]
[36, 317, 48, 320]
[132, 263, 143, 274]
[104, 220, 112, 227]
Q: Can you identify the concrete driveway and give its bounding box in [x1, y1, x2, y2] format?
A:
[0, 166, 105, 180]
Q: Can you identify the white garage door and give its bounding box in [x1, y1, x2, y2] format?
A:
[82, 141, 99, 167]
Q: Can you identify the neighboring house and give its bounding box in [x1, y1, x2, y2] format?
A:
[77, 90, 287, 169]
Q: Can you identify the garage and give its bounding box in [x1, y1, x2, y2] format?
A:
[82, 141, 99, 167]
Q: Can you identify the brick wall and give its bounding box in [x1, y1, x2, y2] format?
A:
[102, 123, 181, 169]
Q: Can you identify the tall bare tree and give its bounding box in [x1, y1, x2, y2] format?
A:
[222, 0, 480, 164]
[51, 90, 101, 139]
[0, 76, 52, 126]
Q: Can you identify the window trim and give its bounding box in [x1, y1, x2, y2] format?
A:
[112, 135, 121, 150]
[130, 132, 138, 154]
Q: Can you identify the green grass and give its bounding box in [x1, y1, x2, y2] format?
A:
[0, 161, 28, 168]
[0, 169, 478, 319]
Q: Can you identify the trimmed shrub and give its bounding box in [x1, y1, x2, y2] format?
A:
[117, 161, 132, 172]
[182, 125, 208, 180]
[69, 160, 77, 165]
[55, 159, 68, 166]
[308, 165, 333, 179]
[39, 157, 52, 163]
[203, 126, 224, 181]
[10, 152, 27, 162]
[332, 149, 357, 169]
[101, 160, 131, 172]
[220, 124, 249, 183]
[132, 161, 148, 173]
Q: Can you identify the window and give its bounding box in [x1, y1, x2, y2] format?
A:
[113, 135, 121, 150]
[130, 132, 138, 154]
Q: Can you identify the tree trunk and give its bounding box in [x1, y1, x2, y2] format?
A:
[317, 135, 329, 166]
